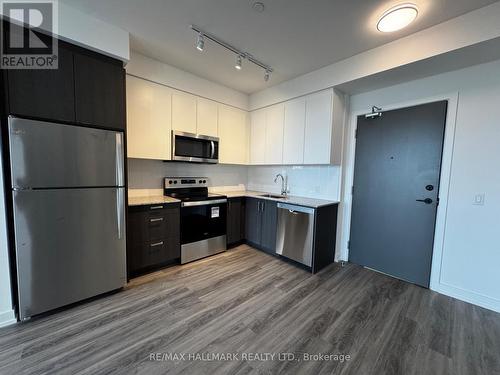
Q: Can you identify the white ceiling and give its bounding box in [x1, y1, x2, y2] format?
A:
[60, 0, 499, 94]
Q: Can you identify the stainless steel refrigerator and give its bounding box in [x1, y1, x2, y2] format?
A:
[8, 116, 126, 321]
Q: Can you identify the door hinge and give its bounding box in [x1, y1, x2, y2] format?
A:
[351, 186, 354, 195]
[355, 129, 358, 138]
[347, 240, 350, 249]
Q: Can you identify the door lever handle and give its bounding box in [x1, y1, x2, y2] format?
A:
[416, 198, 433, 204]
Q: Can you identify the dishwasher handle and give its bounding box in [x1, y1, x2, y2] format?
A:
[277, 202, 315, 215]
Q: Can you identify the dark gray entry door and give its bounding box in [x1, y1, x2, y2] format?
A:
[349, 101, 447, 287]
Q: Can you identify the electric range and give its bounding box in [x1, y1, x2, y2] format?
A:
[164, 177, 227, 263]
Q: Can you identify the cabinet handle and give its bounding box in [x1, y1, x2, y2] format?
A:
[150, 205, 164, 210]
[150, 218, 164, 222]
[150, 241, 164, 247]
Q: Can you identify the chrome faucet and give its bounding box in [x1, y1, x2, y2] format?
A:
[274, 173, 288, 196]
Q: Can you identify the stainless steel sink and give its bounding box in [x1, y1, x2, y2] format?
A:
[260, 194, 287, 199]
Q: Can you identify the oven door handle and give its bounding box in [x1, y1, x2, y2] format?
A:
[182, 199, 227, 207]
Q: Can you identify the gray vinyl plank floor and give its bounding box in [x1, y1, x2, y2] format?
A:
[1, 245, 499, 375]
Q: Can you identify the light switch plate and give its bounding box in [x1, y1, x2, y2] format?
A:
[473, 193, 485, 206]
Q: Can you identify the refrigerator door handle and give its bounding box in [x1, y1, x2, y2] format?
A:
[116, 188, 125, 239]
[115, 132, 124, 187]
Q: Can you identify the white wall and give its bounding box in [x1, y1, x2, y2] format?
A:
[126, 52, 249, 110]
[348, 59, 500, 312]
[249, 2, 500, 110]
[58, 2, 129, 62]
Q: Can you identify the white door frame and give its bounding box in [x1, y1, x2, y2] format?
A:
[338, 92, 459, 291]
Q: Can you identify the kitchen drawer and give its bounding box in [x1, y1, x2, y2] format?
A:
[129, 238, 180, 272]
[128, 205, 180, 245]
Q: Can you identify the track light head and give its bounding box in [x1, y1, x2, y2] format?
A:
[235, 54, 243, 70]
[264, 69, 271, 82]
[196, 33, 205, 52]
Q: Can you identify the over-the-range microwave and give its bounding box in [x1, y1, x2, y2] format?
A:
[172, 131, 219, 164]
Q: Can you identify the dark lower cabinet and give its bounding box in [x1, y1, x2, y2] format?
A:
[245, 198, 261, 245]
[227, 197, 245, 246]
[127, 203, 181, 277]
[245, 197, 277, 254]
[243, 197, 337, 273]
[261, 199, 278, 252]
[312, 203, 338, 273]
[74, 52, 125, 130]
[6, 42, 76, 123]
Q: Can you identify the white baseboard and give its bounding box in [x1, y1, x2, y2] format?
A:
[433, 283, 500, 313]
[0, 309, 16, 328]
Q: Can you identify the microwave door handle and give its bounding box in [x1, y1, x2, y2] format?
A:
[210, 141, 215, 159]
[172, 131, 176, 158]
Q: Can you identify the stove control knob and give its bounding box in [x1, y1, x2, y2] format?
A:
[203, 180, 207, 183]
[169, 180, 173, 184]
[174, 181, 177, 184]
[199, 180, 203, 184]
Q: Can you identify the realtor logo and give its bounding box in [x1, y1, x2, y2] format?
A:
[1, 0, 58, 69]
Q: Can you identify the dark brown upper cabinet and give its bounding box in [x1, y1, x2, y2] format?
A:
[6, 43, 76, 123]
[74, 51, 125, 131]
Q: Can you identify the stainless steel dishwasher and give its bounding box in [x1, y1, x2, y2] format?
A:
[276, 203, 315, 267]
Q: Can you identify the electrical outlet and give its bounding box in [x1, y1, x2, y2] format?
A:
[473, 193, 485, 206]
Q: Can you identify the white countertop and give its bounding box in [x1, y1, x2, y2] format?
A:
[128, 190, 339, 208]
[128, 196, 180, 206]
[217, 190, 339, 208]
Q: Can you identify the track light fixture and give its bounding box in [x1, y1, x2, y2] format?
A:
[196, 33, 205, 52]
[190, 25, 273, 82]
[235, 54, 243, 70]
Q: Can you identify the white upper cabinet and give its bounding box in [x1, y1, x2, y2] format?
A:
[126, 76, 343, 165]
[126, 75, 172, 160]
[250, 109, 267, 165]
[252, 88, 344, 166]
[283, 97, 306, 165]
[249, 104, 285, 165]
[218, 104, 248, 165]
[172, 91, 197, 134]
[196, 98, 218, 137]
[304, 89, 334, 164]
[265, 103, 284, 164]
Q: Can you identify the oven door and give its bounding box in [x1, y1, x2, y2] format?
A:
[181, 199, 227, 245]
[172, 131, 219, 163]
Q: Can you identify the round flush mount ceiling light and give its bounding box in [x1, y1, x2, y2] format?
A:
[252, 2, 265, 13]
[377, 3, 418, 33]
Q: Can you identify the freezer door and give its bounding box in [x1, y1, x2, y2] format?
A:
[13, 187, 126, 320]
[9, 117, 124, 189]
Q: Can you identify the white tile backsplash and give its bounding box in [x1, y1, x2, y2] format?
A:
[128, 159, 341, 201]
[247, 165, 341, 200]
[127, 159, 248, 191]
